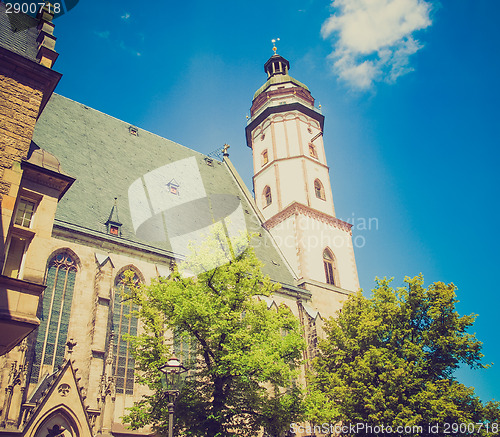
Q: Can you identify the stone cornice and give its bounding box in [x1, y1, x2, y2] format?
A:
[246, 102, 324, 149]
[251, 86, 314, 116]
[263, 202, 353, 234]
[253, 155, 329, 180]
[0, 45, 62, 117]
[21, 161, 75, 200]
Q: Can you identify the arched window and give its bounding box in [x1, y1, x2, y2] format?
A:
[112, 270, 140, 395]
[262, 149, 269, 166]
[314, 179, 325, 200]
[263, 186, 272, 207]
[323, 248, 337, 286]
[30, 252, 78, 384]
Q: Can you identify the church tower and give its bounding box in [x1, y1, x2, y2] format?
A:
[246, 48, 359, 316]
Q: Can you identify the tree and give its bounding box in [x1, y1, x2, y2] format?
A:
[122, 227, 305, 437]
[306, 275, 500, 436]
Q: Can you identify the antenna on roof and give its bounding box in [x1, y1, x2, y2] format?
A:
[207, 146, 225, 162]
[271, 38, 280, 54]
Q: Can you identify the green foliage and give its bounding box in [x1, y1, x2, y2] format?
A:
[307, 275, 499, 436]
[122, 227, 305, 437]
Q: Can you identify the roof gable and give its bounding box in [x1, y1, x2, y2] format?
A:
[22, 360, 96, 437]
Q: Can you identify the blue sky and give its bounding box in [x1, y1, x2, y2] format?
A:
[31, 0, 500, 402]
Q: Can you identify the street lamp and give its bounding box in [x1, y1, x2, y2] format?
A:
[159, 357, 187, 437]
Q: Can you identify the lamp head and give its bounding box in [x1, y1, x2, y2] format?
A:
[159, 357, 187, 392]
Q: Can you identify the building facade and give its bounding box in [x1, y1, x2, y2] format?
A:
[0, 7, 358, 437]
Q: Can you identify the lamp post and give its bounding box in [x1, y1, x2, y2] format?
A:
[159, 357, 187, 437]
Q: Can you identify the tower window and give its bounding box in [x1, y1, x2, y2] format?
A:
[309, 143, 318, 159]
[15, 199, 36, 228]
[314, 179, 325, 200]
[263, 186, 272, 207]
[323, 248, 337, 286]
[262, 149, 269, 166]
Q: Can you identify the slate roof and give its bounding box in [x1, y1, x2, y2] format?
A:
[32, 94, 296, 284]
[0, 2, 39, 62]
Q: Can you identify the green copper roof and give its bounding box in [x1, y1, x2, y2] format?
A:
[253, 73, 310, 100]
[32, 94, 295, 284]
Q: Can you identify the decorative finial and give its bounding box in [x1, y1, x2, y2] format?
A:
[223, 144, 230, 157]
[271, 38, 280, 54]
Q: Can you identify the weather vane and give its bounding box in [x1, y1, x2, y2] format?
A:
[271, 38, 280, 54]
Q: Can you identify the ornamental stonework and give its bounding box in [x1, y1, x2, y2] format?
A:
[263, 202, 353, 234]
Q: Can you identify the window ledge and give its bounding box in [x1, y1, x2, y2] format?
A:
[12, 224, 36, 239]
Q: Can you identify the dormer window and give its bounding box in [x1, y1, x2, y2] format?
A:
[106, 198, 122, 236]
[167, 179, 180, 195]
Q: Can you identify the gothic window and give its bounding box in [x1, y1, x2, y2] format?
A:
[262, 149, 269, 166]
[174, 332, 197, 371]
[263, 186, 272, 207]
[314, 179, 325, 200]
[323, 248, 337, 286]
[30, 252, 78, 384]
[112, 270, 140, 395]
[309, 143, 318, 159]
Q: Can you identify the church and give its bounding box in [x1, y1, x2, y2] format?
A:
[0, 4, 358, 436]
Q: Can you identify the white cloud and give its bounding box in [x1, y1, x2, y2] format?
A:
[94, 30, 110, 39]
[119, 41, 141, 57]
[121, 12, 131, 20]
[322, 0, 432, 89]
